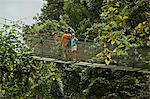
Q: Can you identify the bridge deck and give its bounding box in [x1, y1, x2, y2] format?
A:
[33, 56, 150, 74]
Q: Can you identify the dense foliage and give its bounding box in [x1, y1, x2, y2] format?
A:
[0, 25, 62, 98]
[49, 64, 150, 98]
[84, 0, 149, 65]
[80, 67, 149, 98]
[36, 0, 64, 21]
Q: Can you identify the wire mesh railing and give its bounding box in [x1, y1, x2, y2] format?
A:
[24, 34, 150, 68]
[25, 35, 98, 61]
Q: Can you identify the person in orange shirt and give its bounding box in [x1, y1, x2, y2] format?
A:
[61, 31, 70, 61]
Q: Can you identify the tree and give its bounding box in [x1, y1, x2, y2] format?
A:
[63, 0, 103, 39]
[85, 0, 150, 65]
[38, 0, 64, 21]
[0, 25, 62, 98]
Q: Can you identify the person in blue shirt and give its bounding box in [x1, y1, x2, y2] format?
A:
[71, 33, 78, 62]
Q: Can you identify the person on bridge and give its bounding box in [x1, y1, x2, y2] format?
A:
[61, 31, 70, 61]
[71, 33, 78, 62]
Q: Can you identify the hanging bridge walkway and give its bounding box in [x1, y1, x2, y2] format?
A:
[33, 56, 150, 74]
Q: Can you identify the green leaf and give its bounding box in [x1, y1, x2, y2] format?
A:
[111, 40, 115, 45]
[147, 41, 150, 46]
[118, 15, 123, 19]
[103, 48, 109, 53]
[100, 11, 107, 17]
[145, 27, 149, 32]
[108, 7, 117, 12]
[137, 23, 142, 29]
[118, 44, 124, 48]
[116, 2, 120, 7]
[123, 16, 128, 20]
[113, 48, 117, 53]
[135, 79, 140, 85]
[107, 54, 111, 59]
[105, 59, 110, 65]
[108, 39, 111, 42]
[96, 53, 103, 57]
[116, 40, 121, 45]
[104, 43, 107, 48]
